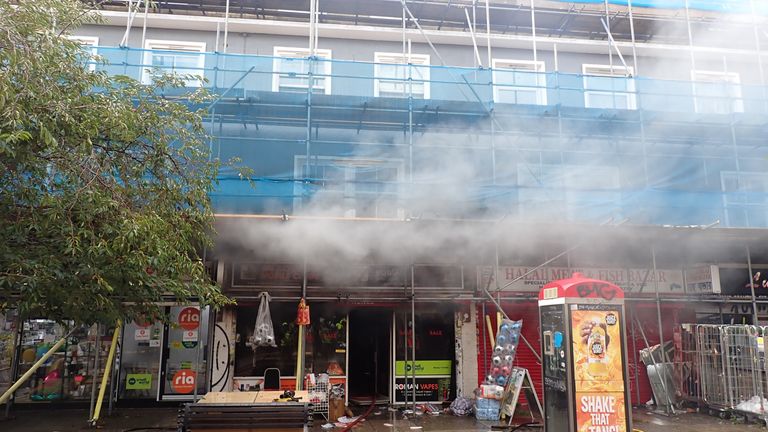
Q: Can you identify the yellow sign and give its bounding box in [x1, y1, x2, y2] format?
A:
[571, 309, 627, 432]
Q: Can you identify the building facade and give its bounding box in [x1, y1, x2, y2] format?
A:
[4, 0, 768, 409]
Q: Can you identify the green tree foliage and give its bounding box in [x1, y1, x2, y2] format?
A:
[0, 0, 231, 325]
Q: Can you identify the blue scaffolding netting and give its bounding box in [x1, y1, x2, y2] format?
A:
[91, 47, 768, 228]
[553, 0, 768, 14]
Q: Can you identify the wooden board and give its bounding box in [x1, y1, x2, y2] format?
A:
[198, 391, 310, 404]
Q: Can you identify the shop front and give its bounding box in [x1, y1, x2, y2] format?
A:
[226, 300, 456, 406]
[2, 304, 210, 406]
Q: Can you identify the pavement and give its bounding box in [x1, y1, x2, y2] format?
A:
[0, 406, 764, 431]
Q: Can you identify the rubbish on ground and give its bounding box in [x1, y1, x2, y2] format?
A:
[373, 411, 382, 415]
[736, 396, 768, 414]
[409, 427, 422, 430]
[336, 416, 361, 424]
[383, 423, 394, 427]
[449, 396, 473, 416]
[321, 423, 334, 429]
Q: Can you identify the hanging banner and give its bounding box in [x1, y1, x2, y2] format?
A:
[571, 306, 627, 432]
[480, 266, 684, 295]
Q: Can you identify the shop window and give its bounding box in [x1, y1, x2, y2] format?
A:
[394, 310, 454, 403]
[272, 47, 332, 94]
[492, 59, 547, 105]
[692, 70, 743, 114]
[374, 52, 430, 99]
[294, 156, 404, 218]
[67, 36, 98, 71]
[235, 303, 347, 378]
[10, 320, 110, 402]
[142, 39, 206, 87]
[583, 64, 636, 110]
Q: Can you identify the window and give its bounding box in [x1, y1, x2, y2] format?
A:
[374, 52, 430, 99]
[721, 172, 768, 227]
[692, 70, 743, 114]
[67, 36, 98, 71]
[294, 156, 404, 218]
[492, 59, 547, 105]
[583, 64, 636, 110]
[142, 40, 206, 87]
[272, 47, 332, 94]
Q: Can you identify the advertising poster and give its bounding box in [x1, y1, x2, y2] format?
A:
[571, 307, 627, 432]
[394, 377, 451, 403]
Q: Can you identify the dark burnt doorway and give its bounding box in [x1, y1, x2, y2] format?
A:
[348, 309, 391, 405]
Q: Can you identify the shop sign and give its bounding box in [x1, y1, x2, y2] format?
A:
[178, 307, 200, 331]
[395, 360, 452, 376]
[394, 377, 451, 403]
[571, 307, 627, 432]
[685, 265, 721, 294]
[182, 329, 198, 348]
[171, 369, 196, 394]
[149, 339, 161, 347]
[134, 328, 150, 341]
[126, 373, 152, 390]
[480, 266, 684, 294]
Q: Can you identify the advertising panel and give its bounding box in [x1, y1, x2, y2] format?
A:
[395, 360, 452, 376]
[394, 377, 451, 403]
[571, 307, 627, 432]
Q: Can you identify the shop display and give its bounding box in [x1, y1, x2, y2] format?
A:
[251, 292, 276, 348]
[483, 319, 522, 388]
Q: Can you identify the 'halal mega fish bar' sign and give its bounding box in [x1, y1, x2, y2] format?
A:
[480, 266, 684, 294]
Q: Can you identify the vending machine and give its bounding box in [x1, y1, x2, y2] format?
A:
[538, 272, 632, 432]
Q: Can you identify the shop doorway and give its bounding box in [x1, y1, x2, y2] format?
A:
[348, 309, 390, 405]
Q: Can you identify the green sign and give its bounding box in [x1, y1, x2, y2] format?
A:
[125, 373, 152, 390]
[395, 360, 452, 377]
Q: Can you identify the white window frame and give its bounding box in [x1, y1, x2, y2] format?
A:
[691, 70, 744, 114]
[582, 64, 636, 110]
[142, 39, 206, 86]
[272, 47, 333, 95]
[293, 155, 405, 219]
[67, 36, 99, 71]
[492, 59, 547, 105]
[374, 52, 431, 99]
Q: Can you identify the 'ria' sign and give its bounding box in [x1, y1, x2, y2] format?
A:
[172, 369, 196, 394]
[178, 307, 200, 331]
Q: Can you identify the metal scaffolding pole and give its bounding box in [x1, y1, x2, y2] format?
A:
[627, 0, 639, 75]
[223, 0, 230, 53]
[464, 8, 483, 67]
[530, 0, 537, 64]
[140, 0, 149, 49]
[651, 245, 675, 415]
[747, 245, 759, 325]
[683, 0, 697, 71]
[485, 0, 491, 67]
[604, 0, 613, 70]
[410, 264, 417, 410]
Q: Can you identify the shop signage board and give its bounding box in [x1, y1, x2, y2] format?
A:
[394, 377, 451, 403]
[481, 266, 684, 294]
[571, 307, 628, 432]
[178, 307, 200, 331]
[395, 360, 452, 376]
[126, 373, 152, 390]
[685, 265, 721, 294]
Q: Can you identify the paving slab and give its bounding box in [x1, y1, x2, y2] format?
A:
[1, 406, 765, 431]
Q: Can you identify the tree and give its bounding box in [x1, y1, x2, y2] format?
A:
[0, 0, 231, 325]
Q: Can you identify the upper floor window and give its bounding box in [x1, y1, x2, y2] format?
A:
[67, 36, 98, 71]
[374, 52, 430, 99]
[583, 64, 636, 110]
[692, 70, 743, 114]
[272, 47, 332, 95]
[721, 171, 768, 227]
[294, 156, 404, 219]
[142, 40, 206, 87]
[492, 59, 547, 105]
